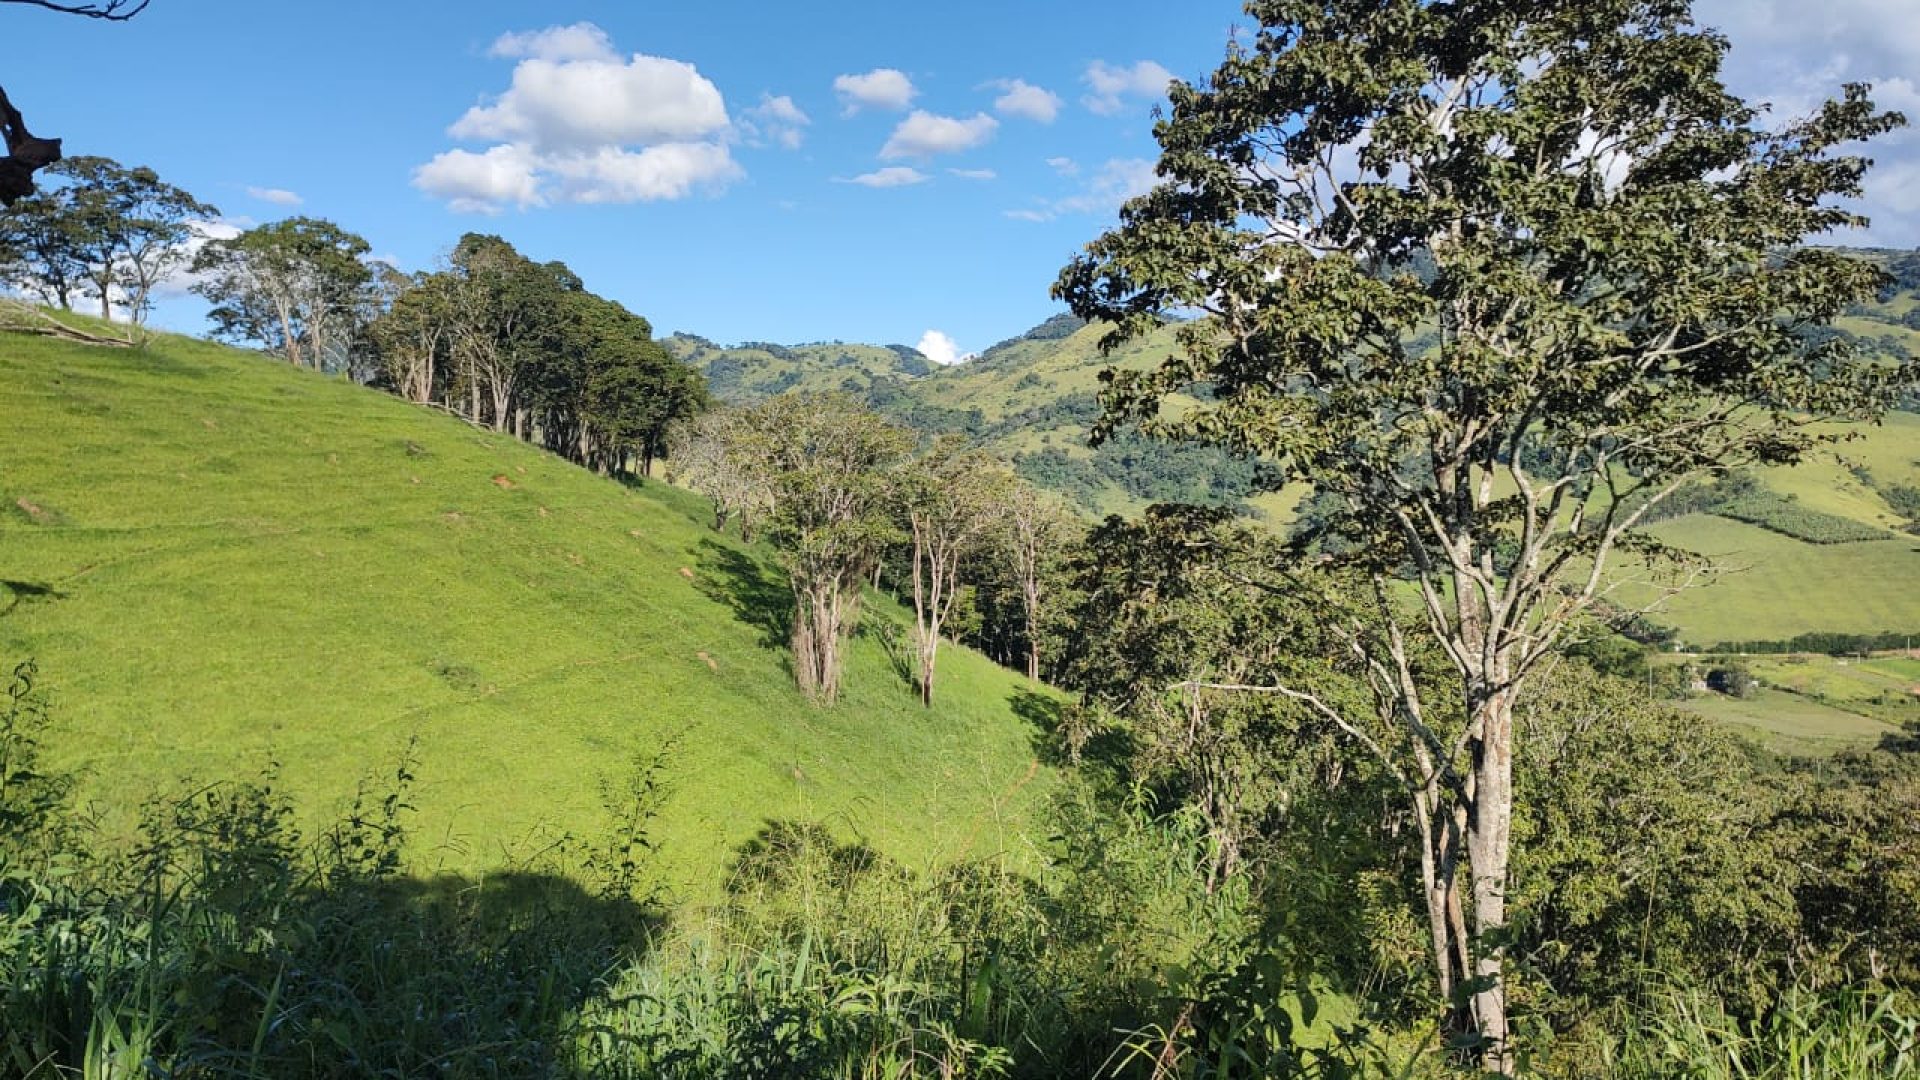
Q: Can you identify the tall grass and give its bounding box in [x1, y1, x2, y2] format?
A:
[1611, 987, 1920, 1079]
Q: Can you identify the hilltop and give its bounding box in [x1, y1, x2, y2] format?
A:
[0, 328, 1054, 894]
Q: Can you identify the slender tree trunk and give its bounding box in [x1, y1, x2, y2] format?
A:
[1465, 685, 1516, 1074]
[1023, 575, 1042, 681]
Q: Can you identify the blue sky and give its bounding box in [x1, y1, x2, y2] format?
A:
[7, 1, 1918, 360]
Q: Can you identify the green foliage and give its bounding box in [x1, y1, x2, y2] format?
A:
[0, 155, 215, 326]
[0, 659, 66, 850]
[1053, 1, 1911, 1060]
[191, 216, 374, 370]
[1611, 988, 1920, 1079]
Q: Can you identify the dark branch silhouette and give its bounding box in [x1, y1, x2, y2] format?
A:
[0, 1, 151, 204]
[0, 85, 61, 206]
[1, 1, 149, 18]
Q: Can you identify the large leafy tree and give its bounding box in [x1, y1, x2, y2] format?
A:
[739, 393, 911, 703]
[1055, 0, 1910, 1066]
[191, 217, 374, 370]
[34, 155, 215, 323]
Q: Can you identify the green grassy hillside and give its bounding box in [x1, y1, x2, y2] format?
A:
[0, 329, 1054, 895]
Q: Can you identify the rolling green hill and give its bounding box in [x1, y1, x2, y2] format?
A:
[0, 328, 1054, 896]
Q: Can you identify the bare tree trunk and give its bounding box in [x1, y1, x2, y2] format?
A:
[1466, 687, 1516, 1074]
[1023, 577, 1041, 681]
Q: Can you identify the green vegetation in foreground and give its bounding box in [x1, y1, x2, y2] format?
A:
[0, 328, 1053, 891]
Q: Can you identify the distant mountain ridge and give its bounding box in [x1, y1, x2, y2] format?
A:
[667, 246, 1920, 520]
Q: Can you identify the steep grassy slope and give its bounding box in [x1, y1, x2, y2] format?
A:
[0, 330, 1054, 895]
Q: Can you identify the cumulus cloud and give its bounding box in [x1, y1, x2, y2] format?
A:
[917, 329, 970, 366]
[415, 22, 739, 212]
[741, 93, 811, 149]
[449, 53, 729, 150]
[1082, 59, 1174, 115]
[1004, 157, 1157, 222]
[990, 79, 1062, 123]
[880, 110, 998, 159]
[245, 186, 302, 207]
[949, 167, 996, 180]
[546, 144, 744, 203]
[415, 144, 546, 214]
[1045, 156, 1079, 176]
[840, 166, 929, 188]
[833, 68, 916, 114]
[1695, 0, 1920, 244]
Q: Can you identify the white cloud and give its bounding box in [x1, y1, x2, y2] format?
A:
[450, 53, 729, 150]
[1082, 59, 1174, 116]
[488, 22, 617, 63]
[949, 167, 996, 180]
[840, 166, 929, 188]
[917, 329, 970, 366]
[146, 217, 246, 301]
[245, 186, 302, 207]
[416, 22, 739, 213]
[741, 93, 811, 150]
[414, 144, 545, 213]
[1005, 157, 1157, 222]
[833, 68, 916, 114]
[880, 110, 998, 159]
[1045, 156, 1079, 176]
[545, 144, 743, 203]
[990, 79, 1062, 123]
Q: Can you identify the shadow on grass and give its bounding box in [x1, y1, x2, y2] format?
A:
[1008, 687, 1134, 771]
[1, 857, 664, 1078]
[694, 538, 792, 651]
[0, 578, 65, 619]
[856, 612, 917, 690]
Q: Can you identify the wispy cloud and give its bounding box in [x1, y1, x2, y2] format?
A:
[1082, 59, 1174, 115]
[840, 166, 930, 188]
[245, 186, 303, 207]
[1004, 158, 1157, 222]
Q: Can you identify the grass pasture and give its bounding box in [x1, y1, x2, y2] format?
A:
[0, 329, 1056, 895]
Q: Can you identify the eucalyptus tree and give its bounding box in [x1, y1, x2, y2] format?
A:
[1000, 480, 1077, 681]
[1054, 0, 1911, 1066]
[898, 440, 1010, 706]
[0, 183, 87, 308]
[191, 217, 374, 371]
[669, 407, 772, 539]
[367, 269, 454, 404]
[743, 393, 911, 703]
[444, 233, 577, 431]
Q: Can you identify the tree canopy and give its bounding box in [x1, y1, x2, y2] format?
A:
[1056, 0, 1911, 1066]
